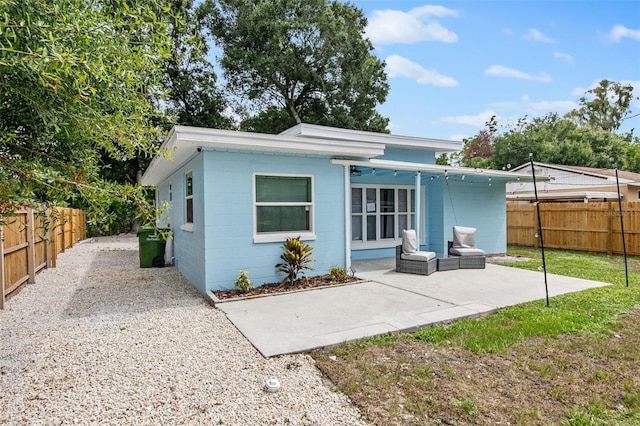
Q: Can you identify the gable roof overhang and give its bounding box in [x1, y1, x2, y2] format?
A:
[510, 161, 640, 183]
[331, 158, 545, 182]
[140, 125, 387, 185]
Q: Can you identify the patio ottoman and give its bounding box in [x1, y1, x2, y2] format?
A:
[437, 257, 460, 271]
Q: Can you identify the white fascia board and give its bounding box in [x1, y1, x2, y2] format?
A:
[331, 158, 549, 182]
[280, 123, 462, 153]
[140, 126, 385, 186]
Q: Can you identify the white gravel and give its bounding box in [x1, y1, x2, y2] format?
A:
[0, 235, 369, 425]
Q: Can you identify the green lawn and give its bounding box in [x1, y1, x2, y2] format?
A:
[312, 247, 640, 426]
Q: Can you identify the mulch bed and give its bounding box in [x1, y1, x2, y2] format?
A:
[213, 274, 361, 300]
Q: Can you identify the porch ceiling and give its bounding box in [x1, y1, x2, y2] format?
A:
[331, 158, 548, 182]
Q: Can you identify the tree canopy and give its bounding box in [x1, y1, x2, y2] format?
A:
[0, 0, 176, 230]
[455, 80, 638, 172]
[200, 0, 390, 133]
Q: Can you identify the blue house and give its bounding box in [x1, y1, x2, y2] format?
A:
[140, 124, 534, 294]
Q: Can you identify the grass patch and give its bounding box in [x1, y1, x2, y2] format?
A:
[313, 247, 640, 425]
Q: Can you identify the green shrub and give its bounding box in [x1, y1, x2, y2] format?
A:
[275, 236, 315, 284]
[329, 265, 349, 282]
[235, 270, 253, 293]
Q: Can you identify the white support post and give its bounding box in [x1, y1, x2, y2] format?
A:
[414, 171, 421, 247]
[343, 165, 352, 271]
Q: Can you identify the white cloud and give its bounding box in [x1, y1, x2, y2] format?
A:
[503, 28, 514, 36]
[553, 51, 574, 63]
[522, 28, 554, 43]
[436, 110, 497, 127]
[484, 65, 552, 82]
[448, 133, 468, 142]
[526, 100, 577, 115]
[386, 55, 458, 87]
[608, 25, 640, 42]
[366, 6, 458, 45]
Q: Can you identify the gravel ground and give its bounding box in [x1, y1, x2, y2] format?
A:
[0, 235, 369, 425]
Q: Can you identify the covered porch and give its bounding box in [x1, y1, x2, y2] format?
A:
[330, 158, 541, 270]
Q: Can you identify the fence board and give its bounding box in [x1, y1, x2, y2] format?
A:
[1, 206, 86, 308]
[507, 201, 640, 256]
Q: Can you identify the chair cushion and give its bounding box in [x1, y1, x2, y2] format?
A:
[401, 251, 436, 261]
[449, 247, 485, 256]
[452, 226, 477, 248]
[402, 229, 418, 253]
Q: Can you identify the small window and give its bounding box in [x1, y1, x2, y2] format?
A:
[185, 171, 193, 224]
[254, 174, 315, 243]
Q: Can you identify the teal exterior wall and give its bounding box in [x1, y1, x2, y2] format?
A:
[156, 154, 207, 294]
[154, 143, 508, 294]
[161, 149, 347, 292]
[428, 178, 507, 256]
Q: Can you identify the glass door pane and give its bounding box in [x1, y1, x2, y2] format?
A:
[366, 216, 377, 241]
[381, 215, 394, 239]
[352, 216, 362, 241]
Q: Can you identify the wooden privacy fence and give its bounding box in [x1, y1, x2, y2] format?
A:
[1, 207, 86, 309]
[507, 201, 640, 256]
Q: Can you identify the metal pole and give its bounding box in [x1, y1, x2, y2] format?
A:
[615, 169, 629, 287]
[530, 155, 549, 307]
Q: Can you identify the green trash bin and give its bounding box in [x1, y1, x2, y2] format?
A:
[137, 228, 168, 268]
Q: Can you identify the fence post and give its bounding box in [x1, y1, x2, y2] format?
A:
[607, 202, 615, 255]
[26, 208, 36, 284]
[44, 208, 53, 269]
[0, 224, 5, 310]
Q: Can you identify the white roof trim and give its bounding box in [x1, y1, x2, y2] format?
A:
[511, 162, 636, 183]
[140, 125, 386, 185]
[280, 123, 462, 153]
[331, 158, 546, 181]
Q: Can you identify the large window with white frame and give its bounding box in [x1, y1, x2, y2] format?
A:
[351, 185, 416, 246]
[254, 174, 315, 243]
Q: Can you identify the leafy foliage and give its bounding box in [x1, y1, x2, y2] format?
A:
[234, 270, 253, 293]
[566, 79, 638, 133]
[275, 236, 315, 284]
[162, 0, 232, 129]
[201, 0, 389, 133]
[328, 265, 349, 283]
[0, 0, 176, 230]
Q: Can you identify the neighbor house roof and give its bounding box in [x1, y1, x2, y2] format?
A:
[510, 162, 640, 183]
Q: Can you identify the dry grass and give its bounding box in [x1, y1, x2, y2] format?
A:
[311, 248, 640, 425]
[314, 311, 640, 425]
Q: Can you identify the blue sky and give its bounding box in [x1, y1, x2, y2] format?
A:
[351, 1, 640, 141]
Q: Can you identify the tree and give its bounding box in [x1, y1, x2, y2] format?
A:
[163, 0, 232, 129]
[200, 0, 389, 133]
[491, 113, 628, 169]
[0, 0, 175, 231]
[566, 79, 637, 133]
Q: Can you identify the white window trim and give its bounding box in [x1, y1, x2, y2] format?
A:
[351, 184, 425, 250]
[184, 170, 194, 229]
[253, 173, 316, 243]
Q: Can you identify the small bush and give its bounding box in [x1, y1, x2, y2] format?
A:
[235, 270, 253, 293]
[275, 236, 315, 284]
[329, 265, 349, 282]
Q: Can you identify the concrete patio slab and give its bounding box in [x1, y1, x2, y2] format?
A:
[217, 261, 609, 357]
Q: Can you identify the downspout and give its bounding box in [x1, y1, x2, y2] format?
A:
[414, 171, 421, 247]
[343, 165, 352, 270]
